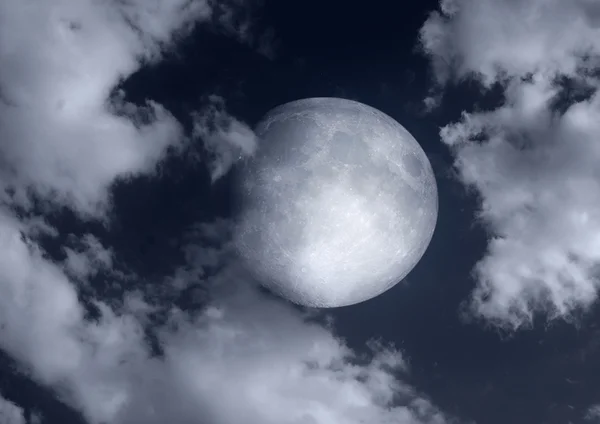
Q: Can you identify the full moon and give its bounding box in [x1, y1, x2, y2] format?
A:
[233, 98, 438, 307]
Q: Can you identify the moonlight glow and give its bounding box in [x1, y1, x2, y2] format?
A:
[233, 98, 438, 307]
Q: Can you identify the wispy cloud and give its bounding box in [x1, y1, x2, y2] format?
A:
[192, 95, 258, 183]
[587, 404, 600, 421]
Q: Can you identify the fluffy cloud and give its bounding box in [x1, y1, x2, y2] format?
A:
[420, 0, 600, 329]
[0, 1, 450, 424]
[420, 0, 600, 89]
[0, 0, 211, 218]
[0, 209, 149, 423]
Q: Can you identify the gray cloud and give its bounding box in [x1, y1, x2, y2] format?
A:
[192, 95, 258, 183]
[420, 0, 600, 329]
[63, 234, 114, 280]
[588, 404, 600, 421]
[0, 394, 26, 424]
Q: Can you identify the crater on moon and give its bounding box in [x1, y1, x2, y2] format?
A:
[233, 97, 438, 308]
[404, 153, 424, 177]
[328, 131, 369, 165]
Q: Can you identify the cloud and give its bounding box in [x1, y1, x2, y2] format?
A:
[0, 394, 27, 424]
[420, 0, 600, 329]
[587, 404, 600, 421]
[420, 0, 600, 88]
[192, 95, 258, 183]
[0, 209, 149, 423]
[0, 1, 451, 424]
[210, 0, 279, 58]
[63, 234, 114, 280]
[0, 0, 212, 218]
[0, 208, 451, 424]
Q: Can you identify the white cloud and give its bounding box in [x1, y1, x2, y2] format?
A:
[0, 209, 148, 423]
[0, 0, 213, 218]
[420, 0, 600, 88]
[420, 0, 600, 329]
[0, 394, 26, 424]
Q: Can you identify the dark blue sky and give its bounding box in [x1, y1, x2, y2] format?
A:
[2, 1, 600, 424]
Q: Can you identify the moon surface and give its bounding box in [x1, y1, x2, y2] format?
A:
[233, 97, 438, 307]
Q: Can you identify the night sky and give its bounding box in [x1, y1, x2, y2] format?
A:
[1, 1, 600, 424]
